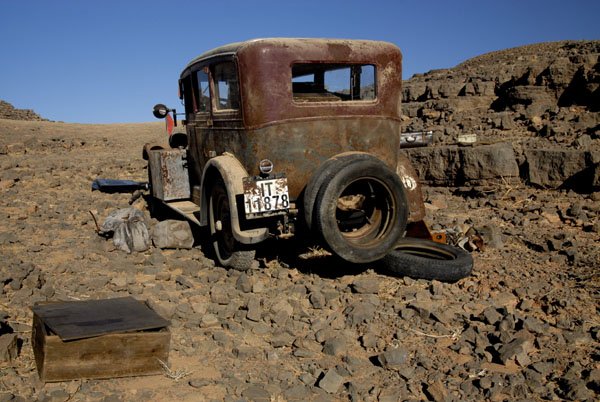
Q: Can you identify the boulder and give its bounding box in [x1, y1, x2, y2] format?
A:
[404, 142, 519, 186]
[524, 149, 600, 190]
[152, 220, 194, 249]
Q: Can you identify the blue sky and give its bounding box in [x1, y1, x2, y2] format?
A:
[1, 0, 598, 124]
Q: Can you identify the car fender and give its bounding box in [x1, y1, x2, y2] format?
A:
[396, 152, 426, 223]
[200, 153, 269, 244]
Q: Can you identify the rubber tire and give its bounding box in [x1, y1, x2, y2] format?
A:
[209, 180, 255, 271]
[381, 238, 473, 282]
[304, 153, 375, 231]
[314, 158, 408, 264]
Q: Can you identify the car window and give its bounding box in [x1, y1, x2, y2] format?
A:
[196, 69, 210, 113]
[213, 62, 240, 111]
[292, 64, 376, 102]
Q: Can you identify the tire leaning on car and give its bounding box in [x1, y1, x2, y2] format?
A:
[380, 237, 473, 282]
[313, 157, 408, 264]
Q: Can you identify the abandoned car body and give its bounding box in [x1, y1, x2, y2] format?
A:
[149, 38, 426, 270]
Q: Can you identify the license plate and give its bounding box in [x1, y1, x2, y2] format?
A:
[242, 175, 289, 217]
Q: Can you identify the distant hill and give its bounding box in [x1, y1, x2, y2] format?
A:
[0, 100, 47, 121]
[402, 40, 599, 146]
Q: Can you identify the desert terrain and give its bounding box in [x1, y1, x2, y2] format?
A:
[0, 40, 599, 401]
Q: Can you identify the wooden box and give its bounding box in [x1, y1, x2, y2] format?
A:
[31, 297, 170, 382]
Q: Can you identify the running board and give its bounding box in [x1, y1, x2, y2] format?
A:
[163, 200, 201, 226]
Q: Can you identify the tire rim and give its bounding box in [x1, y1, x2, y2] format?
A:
[335, 177, 396, 246]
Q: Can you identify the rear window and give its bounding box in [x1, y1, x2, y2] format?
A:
[292, 64, 376, 103]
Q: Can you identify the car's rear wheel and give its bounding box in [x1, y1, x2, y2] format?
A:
[209, 179, 255, 271]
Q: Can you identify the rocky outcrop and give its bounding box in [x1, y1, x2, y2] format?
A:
[403, 40, 600, 192]
[0, 100, 46, 121]
[402, 143, 519, 186]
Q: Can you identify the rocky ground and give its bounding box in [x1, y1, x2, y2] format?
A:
[1, 40, 599, 401]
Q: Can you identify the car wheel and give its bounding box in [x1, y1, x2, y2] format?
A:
[209, 179, 255, 270]
[381, 238, 473, 282]
[314, 158, 408, 263]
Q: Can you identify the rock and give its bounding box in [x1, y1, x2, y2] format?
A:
[347, 301, 378, 326]
[210, 287, 230, 305]
[377, 347, 408, 369]
[317, 369, 345, 394]
[498, 331, 535, 365]
[309, 291, 326, 309]
[350, 278, 379, 294]
[270, 332, 294, 348]
[478, 225, 504, 249]
[0, 334, 18, 362]
[151, 220, 194, 249]
[482, 307, 503, 326]
[147, 300, 177, 320]
[200, 314, 220, 328]
[241, 385, 271, 401]
[236, 273, 253, 293]
[322, 337, 347, 356]
[424, 381, 448, 402]
[175, 275, 193, 289]
[283, 385, 313, 401]
[525, 149, 600, 190]
[246, 297, 262, 322]
[404, 143, 519, 186]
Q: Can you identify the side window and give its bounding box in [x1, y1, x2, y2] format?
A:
[292, 64, 376, 102]
[196, 69, 210, 113]
[180, 75, 195, 117]
[213, 62, 240, 110]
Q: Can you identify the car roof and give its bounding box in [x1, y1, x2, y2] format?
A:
[181, 38, 398, 76]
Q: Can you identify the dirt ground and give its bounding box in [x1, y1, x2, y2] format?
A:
[0, 118, 598, 401]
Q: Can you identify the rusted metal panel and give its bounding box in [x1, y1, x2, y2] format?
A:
[397, 152, 426, 223]
[236, 39, 403, 129]
[148, 149, 190, 201]
[198, 118, 400, 199]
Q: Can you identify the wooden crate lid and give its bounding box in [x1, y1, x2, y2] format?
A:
[32, 297, 170, 341]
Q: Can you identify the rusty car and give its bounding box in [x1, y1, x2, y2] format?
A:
[147, 38, 429, 270]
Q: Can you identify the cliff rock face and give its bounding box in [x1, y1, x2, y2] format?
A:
[0, 100, 46, 121]
[402, 40, 599, 191]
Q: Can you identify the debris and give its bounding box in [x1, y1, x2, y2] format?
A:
[91, 178, 148, 193]
[99, 207, 150, 253]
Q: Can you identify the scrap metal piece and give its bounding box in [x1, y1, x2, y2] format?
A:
[400, 131, 433, 148]
[92, 179, 148, 193]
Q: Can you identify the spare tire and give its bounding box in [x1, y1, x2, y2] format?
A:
[314, 158, 408, 263]
[303, 153, 374, 232]
[381, 238, 473, 282]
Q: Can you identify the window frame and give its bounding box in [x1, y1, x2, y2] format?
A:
[291, 62, 377, 104]
[211, 60, 241, 113]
